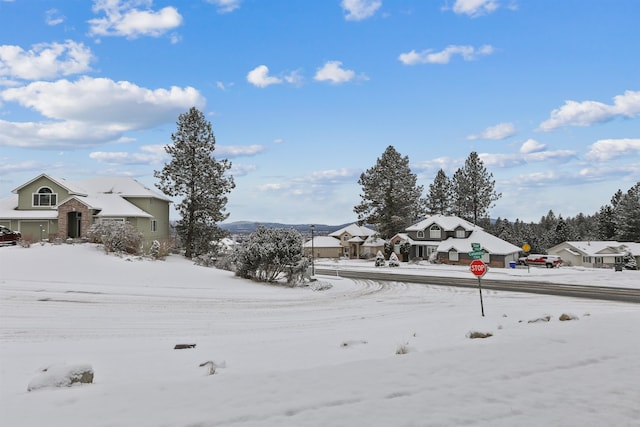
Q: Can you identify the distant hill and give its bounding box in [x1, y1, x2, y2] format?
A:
[219, 221, 350, 235]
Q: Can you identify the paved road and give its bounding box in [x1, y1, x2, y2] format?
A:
[315, 268, 640, 304]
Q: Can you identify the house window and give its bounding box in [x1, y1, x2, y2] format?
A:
[583, 256, 591, 263]
[449, 250, 459, 261]
[595, 257, 603, 264]
[615, 256, 623, 263]
[32, 187, 57, 207]
[455, 229, 465, 238]
[343, 235, 349, 241]
[429, 225, 441, 239]
[417, 230, 425, 238]
[151, 220, 157, 232]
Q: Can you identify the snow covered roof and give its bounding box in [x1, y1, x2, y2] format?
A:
[304, 236, 343, 248]
[2, 175, 171, 220]
[329, 223, 377, 238]
[11, 173, 88, 196]
[0, 195, 58, 219]
[80, 177, 171, 201]
[556, 241, 640, 257]
[406, 214, 478, 232]
[437, 228, 521, 255]
[83, 194, 153, 218]
[363, 236, 386, 247]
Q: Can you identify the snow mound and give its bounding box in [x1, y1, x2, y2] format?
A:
[27, 363, 94, 392]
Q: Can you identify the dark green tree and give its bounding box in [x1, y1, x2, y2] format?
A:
[354, 145, 426, 239]
[614, 182, 640, 242]
[426, 168, 451, 214]
[451, 152, 501, 224]
[154, 107, 235, 258]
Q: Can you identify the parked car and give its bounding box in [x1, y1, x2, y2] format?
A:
[523, 254, 563, 268]
[0, 226, 21, 246]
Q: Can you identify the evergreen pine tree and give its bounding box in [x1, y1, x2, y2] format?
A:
[426, 168, 451, 214]
[614, 182, 640, 242]
[451, 152, 501, 224]
[354, 146, 426, 239]
[596, 205, 616, 240]
[450, 169, 468, 219]
[154, 107, 235, 258]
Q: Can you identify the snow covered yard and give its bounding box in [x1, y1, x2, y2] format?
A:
[1, 244, 639, 427]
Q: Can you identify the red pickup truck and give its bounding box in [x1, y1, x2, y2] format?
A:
[520, 254, 563, 268]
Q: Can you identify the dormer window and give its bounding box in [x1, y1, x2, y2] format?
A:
[32, 187, 57, 207]
[429, 225, 441, 239]
[417, 230, 425, 238]
[455, 229, 466, 238]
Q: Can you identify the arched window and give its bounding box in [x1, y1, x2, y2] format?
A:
[429, 224, 441, 239]
[32, 187, 58, 207]
[417, 230, 425, 238]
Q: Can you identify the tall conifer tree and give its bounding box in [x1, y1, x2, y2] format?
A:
[426, 168, 451, 214]
[154, 107, 235, 258]
[354, 145, 426, 239]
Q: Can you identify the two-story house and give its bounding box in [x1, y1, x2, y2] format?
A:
[0, 173, 171, 247]
[304, 223, 382, 259]
[391, 214, 521, 268]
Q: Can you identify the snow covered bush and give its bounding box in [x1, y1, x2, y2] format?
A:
[88, 221, 143, 254]
[375, 250, 386, 267]
[232, 226, 306, 284]
[388, 252, 400, 267]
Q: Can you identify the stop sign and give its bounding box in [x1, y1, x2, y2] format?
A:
[470, 259, 487, 277]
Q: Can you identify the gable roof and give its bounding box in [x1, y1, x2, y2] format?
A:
[329, 223, 377, 238]
[552, 241, 640, 257]
[406, 214, 477, 232]
[12, 173, 88, 196]
[80, 177, 171, 201]
[304, 236, 343, 248]
[59, 194, 153, 218]
[437, 228, 521, 255]
[2, 174, 170, 220]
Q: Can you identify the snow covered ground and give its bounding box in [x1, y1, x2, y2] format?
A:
[1, 243, 639, 427]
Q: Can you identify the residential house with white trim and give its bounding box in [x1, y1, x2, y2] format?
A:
[0, 174, 171, 247]
[547, 241, 640, 268]
[391, 214, 521, 268]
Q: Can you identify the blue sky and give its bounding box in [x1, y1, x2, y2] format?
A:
[1, 0, 639, 225]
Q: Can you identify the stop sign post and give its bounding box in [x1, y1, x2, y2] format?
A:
[470, 259, 487, 317]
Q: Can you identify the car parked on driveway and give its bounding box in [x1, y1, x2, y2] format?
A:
[0, 226, 21, 246]
[523, 254, 563, 268]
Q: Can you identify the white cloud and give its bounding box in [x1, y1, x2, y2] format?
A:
[216, 144, 267, 157]
[314, 61, 361, 84]
[89, 145, 167, 165]
[246, 65, 282, 88]
[293, 168, 361, 183]
[538, 90, 640, 131]
[585, 138, 640, 161]
[399, 44, 494, 65]
[467, 122, 515, 140]
[0, 41, 93, 81]
[230, 163, 256, 177]
[341, 0, 382, 21]
[519, 138, 546, 154]
[88, 0, 183, 39]
[45, 8, 65, 26]
[206, 0, 241, 13]
[0, 76, 204, 148]
[451, 0, 499, 17]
